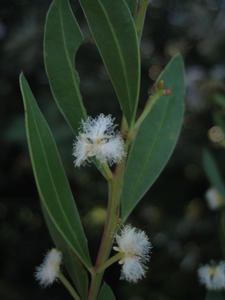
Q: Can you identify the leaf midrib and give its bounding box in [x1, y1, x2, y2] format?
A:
[97, 0, 133, 118]
[57, 0, 86, 119]
[21, 76, 89, 270]
[123, 97, 172, 217]
[28, 98, 89, 266]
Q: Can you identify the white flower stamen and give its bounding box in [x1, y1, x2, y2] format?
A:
[73, 114, 126, 167]
[198, 261, 225, 290]
[113, 225, 152, 283]
[35, 248, 62, 287]
[205, 187, 224, 210]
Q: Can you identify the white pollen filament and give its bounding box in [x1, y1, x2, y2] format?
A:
[73, 114, 126, 167]
[35, 248, 62, 287]
[198, 261, 225, 290]
[113, 225, 152, 283]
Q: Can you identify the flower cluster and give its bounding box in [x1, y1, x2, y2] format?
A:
[35, 248, 62, 287]
[205, 187, 224, 210]
[113, 225, 152, 283]
[198, 261, 225, 290]
[73, 114, 125, 167]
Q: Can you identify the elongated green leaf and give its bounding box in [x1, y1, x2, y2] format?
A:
[125, 0, 137, 15]
[98, 283, 116, 300]
[79, 0, 140, 126]
[44, 0, 86, 135]
[206, 291, 224, 300]
[44, 0, 109, 179]
[121, 54, 185, 220]
[203, 149, 225, 198]
[42, 206, 88, 300]
[20, 74, 92, 269]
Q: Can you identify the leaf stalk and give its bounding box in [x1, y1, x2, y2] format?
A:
[96, 252, 124, 274]
[134, 90, 164, 131]
[58, 272, 80, 300]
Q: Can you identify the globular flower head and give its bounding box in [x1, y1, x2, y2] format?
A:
[73, 114, 126, 167]
[113, 225, 152, 283]
[198, 261, 225, 290]
[205, 187, 224, 210]
[35, 248, 62, 287]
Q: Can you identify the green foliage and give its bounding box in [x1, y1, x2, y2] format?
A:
[19, 74, 91, 269]
[43, 206, 89, 299]
[20, 0, 186, 297]
[203, 149, 225, 198]
[121, 54, 185, 220]
[98, 283, 116, 300]
[44, 0, 86, 135]
[125, 0, 138, 16]
[79, 0, 140, 126]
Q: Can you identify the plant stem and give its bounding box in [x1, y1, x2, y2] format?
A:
[87, 139, 130, 300]
[102, 162, 113, 181]
[96, 252, 124, 274]
[136, 0, 148, 42]
[87, 179, 117, 300]
[58, 272, 80, 300]
[134, 90, 163, 131]
[120, 116, 129, 138]
[88, 174, 121, 299]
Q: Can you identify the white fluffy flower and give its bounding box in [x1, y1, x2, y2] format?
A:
[113, 225, 152, 283]
[73, 114, 125, 167]
[205, 188, 224, 210]
[35, 248, 62, 287]
[198, 261, 225, 290]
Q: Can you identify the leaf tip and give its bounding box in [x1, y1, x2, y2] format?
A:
[174, 52, 185, 68]
[19, 72, 24, 84]
[174, 52, 182, 59]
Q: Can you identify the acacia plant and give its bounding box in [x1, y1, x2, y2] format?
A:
[19, 0, 185, 299]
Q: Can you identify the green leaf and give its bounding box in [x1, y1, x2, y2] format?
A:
[79, 0, 140, 126]
[44, 0, 110, 180]
[98, 283, 116, 300]
[125, 0, 137, 15]
[203, 149, 225, 199]
[206, 291, 224, 300]
[19, 74, 92, 269]
[121, 54, 185, 220]
[42, 206, 88, 300]
[44, 0, 86, 135]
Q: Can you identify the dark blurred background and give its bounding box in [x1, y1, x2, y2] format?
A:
[1, 0, 225, 299]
